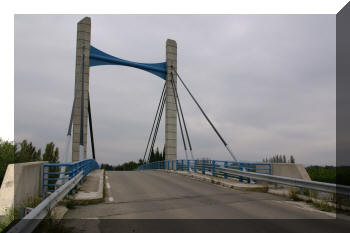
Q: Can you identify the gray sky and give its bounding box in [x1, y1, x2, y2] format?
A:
[14, 14, 335, 166]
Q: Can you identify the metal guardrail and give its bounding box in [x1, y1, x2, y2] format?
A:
[8, 159, 99, 233]
[219, 167, 350, 196]
[139, 160, 350, 196]
[8, 171, 83, 233]
[139, 159, 271, 183]
[42, 159, 99, 197]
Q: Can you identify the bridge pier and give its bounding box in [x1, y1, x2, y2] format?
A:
[72, 17, 91, 162]
[165, 39, 177, 161]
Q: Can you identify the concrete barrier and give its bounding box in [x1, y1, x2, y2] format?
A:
[256, 163, 310, 180]
[0, 161, 47, 215]
[270, 163, 311, 180]
[255, 163, 310, 187]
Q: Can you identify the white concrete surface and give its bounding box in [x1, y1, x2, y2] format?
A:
[0, 164, 14, 215]
[271, 163, 311, 180]
[72, 17, 91, 162]
[0, 161, 46, 215]
[165, 39, 177, 161]
[74, 169, 104, 201]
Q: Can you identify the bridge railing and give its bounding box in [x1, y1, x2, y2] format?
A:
[139, 159, 350, 196]
[10, 159, 99, 233]
[138, 159, 271, 183]
[42, 159, 99, 197]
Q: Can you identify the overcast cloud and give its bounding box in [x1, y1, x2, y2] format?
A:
[14, 15, 335, 166]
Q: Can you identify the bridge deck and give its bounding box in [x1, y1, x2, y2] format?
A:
[61, 170, 350, 233]
[65, 170, 335, 219]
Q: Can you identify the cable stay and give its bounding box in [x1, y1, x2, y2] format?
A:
[142, 83, 166, 163]
[147, 90, 166, 162]
[88, 94, 96, 160]
[148, 93, 166, 162]
[170, 72, 195, 160]
[172, 67, 238, 162]
[169, 76, 188, 160]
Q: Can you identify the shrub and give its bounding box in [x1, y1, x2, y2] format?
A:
[289, 187, 301, 201]
[312, 200, 334, 212]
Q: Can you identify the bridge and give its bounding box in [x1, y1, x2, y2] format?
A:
[2, 16, 350, 233]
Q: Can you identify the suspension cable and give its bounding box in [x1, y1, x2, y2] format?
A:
[143, 83, 166, 163]
[148, 91, 166, 161]
[170, 76, 188, 160]
[170, 72, 194, 160]
[173, 67, 238, 162]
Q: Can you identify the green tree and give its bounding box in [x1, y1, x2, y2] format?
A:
[162, 146, 165, 161]
[0, 140, 15, 185]
[283, 155, 287, 163]
[262, 154, 296, 164]
[290, 155, 295, 163]
[42, 142, 59, 163]
[14, 140, 42, 163]
[42, 142, 59, 190]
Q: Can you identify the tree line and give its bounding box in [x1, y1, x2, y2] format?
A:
[262, 154, 295, 163]
[0, 139, 59, 186]
[100, 147, 165, 171]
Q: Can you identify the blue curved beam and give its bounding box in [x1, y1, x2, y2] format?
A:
[89, 46, 167, 80]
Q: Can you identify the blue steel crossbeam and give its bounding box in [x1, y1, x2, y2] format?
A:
[89, 45, 167, 80]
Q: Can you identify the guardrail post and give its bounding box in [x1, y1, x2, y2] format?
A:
[269, 163, 272, 175]
[247, 163, 251, 183]
[172, 160, 174, 170]
[239, 163, 243, 182]
[202, 160, 205, 174]
[79, 162, 83, 184]
[181, 160, 184, 171]
[194, 160, 197, 173]
[187, 160, 190, 171]
[224, 161, 228, 179]
[42, 165, 46, 197]
[212, 161, 216, 176]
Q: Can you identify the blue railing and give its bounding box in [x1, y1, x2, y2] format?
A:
[42, 159, 99, 197]
[138, 159, 271, 183]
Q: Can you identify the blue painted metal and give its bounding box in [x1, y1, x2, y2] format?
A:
[212, 160, 216, 176]
[247, 163, 251, 183]
[224, 161, 228, 179]
[42, 159, 99, 197]
[239, 163, 243, 182]
[138, 160, 272, 184]
[202, 160, 205, 175]
[89, 46, 167, 80]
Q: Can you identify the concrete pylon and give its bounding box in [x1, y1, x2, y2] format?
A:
[72, 17, 91, 162]
[165, 39, 177, 161]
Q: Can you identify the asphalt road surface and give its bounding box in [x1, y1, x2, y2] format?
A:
[62, 170, 350, 233]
